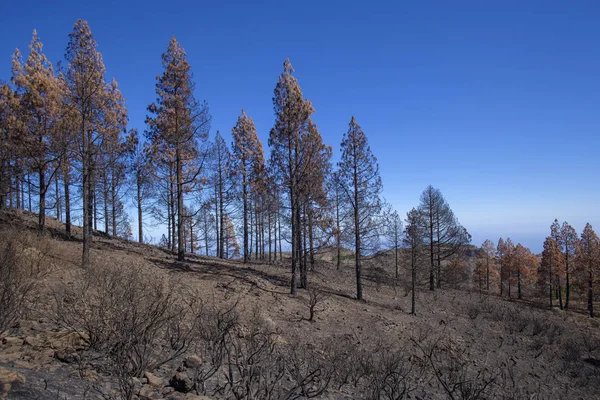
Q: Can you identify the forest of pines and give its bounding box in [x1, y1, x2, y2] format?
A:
[1, 20, 599, 317]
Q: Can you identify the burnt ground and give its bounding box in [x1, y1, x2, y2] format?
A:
[1, 209, 600, 399]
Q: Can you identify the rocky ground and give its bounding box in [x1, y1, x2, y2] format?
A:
[1, 209, 600, 399]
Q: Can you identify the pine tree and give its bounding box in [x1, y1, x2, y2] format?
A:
[512, 243, 537, 300]
[419, 185, 470, 290]
[146, 36, 211, 261]
[577, 224, 600, 318]
[338, 116, 383, 301]
[0, 82, 17, 209]
[64, 20, 125, 267]
[211, 131, 234, 259]
[558, 221, 578, 309]
[232, 109, 263, 263]
[404, 208, 424, 315]
[540, 236, 563, 308]
[269, 59, 327, 295]
[386, 210, 403, 278]
[481, 239, 495, 291]
[11, 31, 63, 232]
[550, 219, 566, 309]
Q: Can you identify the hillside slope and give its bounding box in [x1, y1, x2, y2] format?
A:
[1, 210, 599, 399]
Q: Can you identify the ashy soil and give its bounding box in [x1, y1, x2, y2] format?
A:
[1, 209, 599, 399]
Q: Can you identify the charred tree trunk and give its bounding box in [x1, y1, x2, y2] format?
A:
[64, 165, 71, 238]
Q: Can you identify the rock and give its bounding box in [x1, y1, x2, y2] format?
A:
[184, 355, 202, 369]
[0, 367, 25, 384]
[22, 336, 44, 347]
[185, 394, 213, 400]
[1, 336, 21, 347]
[167, 393, 186, 400]
[169, 373, 193, 393]
[144, 372, 164, 388]
[162, 386, 175, 396]
[0, 383, 11, 395]
[138, 384, 161, 400]
[53, 349, 76, 363]
[48, 331, 88, 351]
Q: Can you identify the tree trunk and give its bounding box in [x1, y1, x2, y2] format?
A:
[336, 186, 341, 270]
[38, 168, 45, 233]
[549, 261, 553, 308]
[565, 253, 570, 309]
[167, 191, 172, 249]
[242, 170, 248, 263]
[302, 206, 307, 288]
[82, 125, 93, 268]
[429, 206, 434, 291]
[353, 164, 362, 301]
[27, 174, 32, 212]
[394, 222, 399, 278]
[215, 184, 220, 258]
[249, 200, 253, 260]
[190, 224, 194, 254]
[64, 164, 71, 238]
[176, 149, 184, 261]
[517, 269, 522, 299]
[93, 185, 98, 232]
[268, 205, 272, 263]
[137, 172, 143, 243]
[255, 206, 259, 260]
[308, 206, 314, 271]
[278, 203, 282, 260]
[558, 276, 563, 310]
[204, 206, 209, 256]
[218, 165, 224, 259]
[411, 247, 416, 315]
[486, 255, 490, 291]
[111, 172, 117, 237]
[103, 173, 109, 235]
[436, 222, 441, 289]
[55, 175, 61, 221]
[170, 167, 176, 253]
[588, 266, 594, 318]
[290, 187, 297, 296]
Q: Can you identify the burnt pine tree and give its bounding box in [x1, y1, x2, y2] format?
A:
[10, 31, 64, 233]
[404, 207, 424, 315]
[385, 209, 403, 278]
[550, 219, 565, 309]
[146, 36, 211, 261]
[559, 221, 578, 309]
[232, 109, 263, 263]
[540, 236, 562, 308]
[64, 20, 125, 267]
[577, 224, 600, 318]
[210, 131, 234, 259]
[418, 185, 470, 290]
[481, 239, 495, 291]
[269, 59, 321, 295]
[338, 116, 383, 301]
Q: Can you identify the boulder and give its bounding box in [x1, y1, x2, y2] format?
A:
[185, 394, 213, 400]
[169, 373, 193, 393]
[0, 367, 25, 384]
[53, 349, 76, 363]
[183, 355, 202, 369]
[144, 372, 164, 388]
[0, 367, 25, 398]
[138, 384, 161, 400]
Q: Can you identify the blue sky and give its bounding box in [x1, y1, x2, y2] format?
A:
[1, 1, 598, 252]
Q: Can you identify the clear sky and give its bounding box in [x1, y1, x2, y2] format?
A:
[1, 0, 598, 252]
